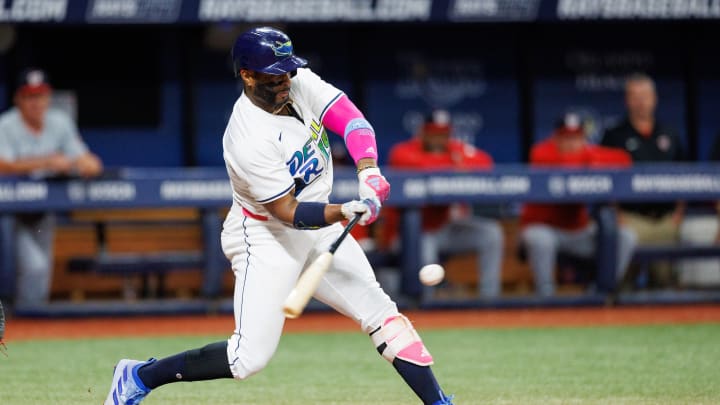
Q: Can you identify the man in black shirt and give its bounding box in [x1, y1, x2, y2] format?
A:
[600, 73, 684, 287]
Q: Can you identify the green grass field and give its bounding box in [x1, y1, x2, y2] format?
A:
[1, 324, 719, 404]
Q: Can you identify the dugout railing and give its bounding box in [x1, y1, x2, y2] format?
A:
[2, 164, 720, 316]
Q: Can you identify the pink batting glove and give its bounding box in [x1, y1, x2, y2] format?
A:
[358, 167, 390, 203]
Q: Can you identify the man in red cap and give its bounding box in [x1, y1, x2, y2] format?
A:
[0, 67, 103, 306]
[388, 109, 504, 298]
[520, 113, 637, 296]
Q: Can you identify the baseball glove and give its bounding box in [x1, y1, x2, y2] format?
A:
[0, 299, 6, 356]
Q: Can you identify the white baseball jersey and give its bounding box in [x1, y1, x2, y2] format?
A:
[223, 68, 343, 225]
[218, 68, 398, 380]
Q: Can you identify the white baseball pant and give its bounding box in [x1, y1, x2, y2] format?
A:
[221, 211, 399, 379]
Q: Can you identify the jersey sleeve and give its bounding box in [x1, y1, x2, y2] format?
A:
[529, 140, 560, 165]
[291, 68, 344, 121]
[0, 124, 14, 160]
[54, 112, 89, 158]
[227, 135, 295, 204]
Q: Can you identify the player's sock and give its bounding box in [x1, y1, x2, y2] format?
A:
[137, 341, 232, 388]
[392, 358, 445, 405]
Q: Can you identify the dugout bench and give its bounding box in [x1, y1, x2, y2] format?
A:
[63, 209, 208, 300]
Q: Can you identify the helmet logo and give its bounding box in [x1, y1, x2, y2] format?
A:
[272, 40, 293, 57]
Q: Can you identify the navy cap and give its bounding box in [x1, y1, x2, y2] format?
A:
[232, 27, 307, 76]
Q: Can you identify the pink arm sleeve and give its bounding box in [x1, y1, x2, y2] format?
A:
[321, 95, 378, 164]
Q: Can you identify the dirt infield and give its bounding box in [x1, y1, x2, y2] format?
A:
[5, 304, 720, 342]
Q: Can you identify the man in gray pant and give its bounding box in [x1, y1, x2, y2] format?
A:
[0, 68, 103, 306]
[420, 218, 503, 297]
[522, 223, 636, 296]
[520, 114, 637, 296]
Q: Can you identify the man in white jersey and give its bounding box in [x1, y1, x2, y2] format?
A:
[104, 27, 455, 405]
[0, 68, 103, 307]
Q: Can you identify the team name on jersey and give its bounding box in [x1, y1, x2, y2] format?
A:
[285, 119, 331, 194]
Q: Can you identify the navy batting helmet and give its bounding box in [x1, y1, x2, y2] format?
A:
[232, 27, 307, 76]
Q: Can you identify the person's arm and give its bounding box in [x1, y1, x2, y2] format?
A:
[671, 200, 686, 226]
[264, 191, 343, 225]
[291, 69, 378, 167]
[72, 151, 103, 178]
[356, 157, 380, 173]
[8, 153, 73, 175]
[0, 127, 72, 175]
[321, 94, 390, 203]
[586, 145, 633, 224]
[57, 111, 103, 178]
[322, 95, 378, 164]
[671, 130, 686, 224]
[0, 158, 15, 175]
[263, 190, 380, 228]
[291, 68, 388, 202]
[226, 129, 380, 227]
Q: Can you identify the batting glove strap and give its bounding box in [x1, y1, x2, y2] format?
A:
[358, 167, 390, 203]
[341, 197, 381, 226]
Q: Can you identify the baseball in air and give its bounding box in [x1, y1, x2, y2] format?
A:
[419, 264, 445, 286]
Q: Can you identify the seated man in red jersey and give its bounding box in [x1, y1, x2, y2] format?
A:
[520, 113, 637, 297]
[387, 110, 503, 298]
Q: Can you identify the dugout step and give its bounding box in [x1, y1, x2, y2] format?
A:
[615, 289, 720, 305]
[12, 298, 215, 318]
[633, 245, 720, 261]
[420, 293, 608, 310]
[68, 251, 204, 274]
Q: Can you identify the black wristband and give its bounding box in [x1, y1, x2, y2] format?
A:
[293, 202, 330, 229]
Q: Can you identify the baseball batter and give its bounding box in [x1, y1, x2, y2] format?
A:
[104, 27, 454, 405]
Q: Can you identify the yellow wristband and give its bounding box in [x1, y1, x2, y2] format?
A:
[356, 165, 378, 174]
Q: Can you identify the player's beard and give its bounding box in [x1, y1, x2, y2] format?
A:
[253, 81, 290, 113]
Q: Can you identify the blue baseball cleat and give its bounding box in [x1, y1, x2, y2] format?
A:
[103, 358, 156, 405]
[432, 391, 456, 405]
